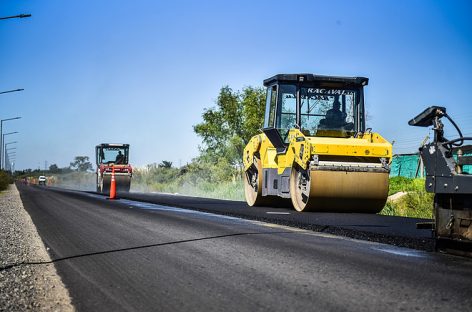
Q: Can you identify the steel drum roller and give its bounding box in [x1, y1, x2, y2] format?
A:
[290, 169, 389, 213]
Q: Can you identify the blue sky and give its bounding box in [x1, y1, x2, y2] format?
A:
[1, 0, 471, 170]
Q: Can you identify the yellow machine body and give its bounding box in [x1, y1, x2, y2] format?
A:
[243, 74, 392, 212]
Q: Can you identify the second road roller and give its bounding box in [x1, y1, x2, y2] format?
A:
[243, 74, 392, 212]
[96, 143, 133, 193]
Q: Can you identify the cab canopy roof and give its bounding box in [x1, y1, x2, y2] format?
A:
[263, 74, 369, 88]
[96, 143, 129, 148]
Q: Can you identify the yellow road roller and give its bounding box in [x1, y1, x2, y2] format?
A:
[243, 74, 392, 212]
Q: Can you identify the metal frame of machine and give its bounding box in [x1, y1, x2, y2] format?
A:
[409, 106, 472, 254]
[243, 74, 392, 212]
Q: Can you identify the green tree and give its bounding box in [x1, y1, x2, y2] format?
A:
[240, 86, 267, 140]
[158, 160, 173, 168]
[49, 163, 61, 173]
[70, 156, 93, 172]
[193, 86, 265, 169]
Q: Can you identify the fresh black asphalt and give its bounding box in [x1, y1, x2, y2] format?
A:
[15, 185, 472, 311]
[112, 189, 434, 251]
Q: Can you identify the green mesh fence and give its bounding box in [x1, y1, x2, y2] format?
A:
[456, 152, 472, 174]
[390, 154, 421, 178]
[390, 152, 471, 177]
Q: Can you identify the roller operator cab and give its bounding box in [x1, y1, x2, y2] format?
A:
[243, 74, 392, 212]
[95, 143, 132, 193]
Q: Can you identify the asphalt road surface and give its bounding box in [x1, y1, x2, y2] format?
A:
[113, 190, 434, 250]
[17, 185, 472, 311]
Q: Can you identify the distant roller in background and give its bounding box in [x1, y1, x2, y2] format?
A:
[243, 74, 392, 212]
[95, 143, 132, 194]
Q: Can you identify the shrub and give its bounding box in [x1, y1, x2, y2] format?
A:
[381, 177, 433, 218]
[0, 171, 12, 191]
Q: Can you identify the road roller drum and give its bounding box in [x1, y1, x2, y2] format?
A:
[100, 172, 131, 193]
[290, 168, 389, 212]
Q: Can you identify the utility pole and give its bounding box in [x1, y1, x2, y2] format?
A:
[0, 117, 21, 169]
[4, 143, 17, 171]
[0, 12, 30, 170]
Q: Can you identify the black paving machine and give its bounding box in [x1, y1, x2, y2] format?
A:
[409, 106, 472, 256]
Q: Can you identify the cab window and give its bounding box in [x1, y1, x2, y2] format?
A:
[264, 85, 277, 128]
[299, 87, 357, 135]
[275, 84, 297, 141]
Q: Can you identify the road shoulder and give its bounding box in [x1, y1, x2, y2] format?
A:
[0, 184, 74, 311]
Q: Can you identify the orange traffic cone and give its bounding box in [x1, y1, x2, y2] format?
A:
[109, 165, 116, 200]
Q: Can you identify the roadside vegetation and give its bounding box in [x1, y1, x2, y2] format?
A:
[132, 160, 244, 200]
[133, 85, 264, 200]
[51, 156, 95, 190]
[381, 177, 433, 219]
[14, 156, 95, 191]
[0, 170, 14, 191]
[52, 172, 96, 191]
